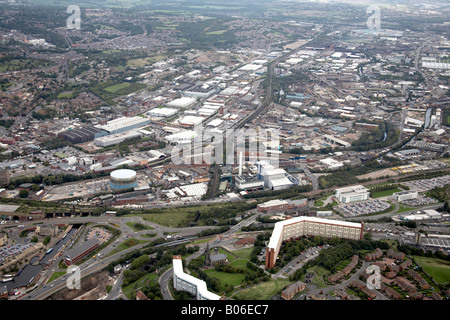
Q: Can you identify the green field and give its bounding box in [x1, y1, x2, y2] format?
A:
[204, 269, 247, 289]
[0, 57, 53, 72]
[201, 247, 256, 292]
[413, 256, 450, 284]
[232, 279, 292, 300]
[104, 82, 131, 93]
[125, 221, 154, 231]
[370, 187, 402, 198]
[57, 91, 74, 99]
[48, 271, 66, 282]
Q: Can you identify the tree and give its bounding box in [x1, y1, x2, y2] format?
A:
[363, 232, 373, 241]
[19, 189, 29, 198]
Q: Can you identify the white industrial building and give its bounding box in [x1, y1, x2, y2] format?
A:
[206, 119, 224, 128]
[147, 107, 178, 118]
[257, 161, 294, 191]
[164, 182, 208, 200]
[167, 97, 197, 108]
[95, 116, 150, 135]
[403, 210, 443, 221]
[178, 115, 204, 126]
[320, 157, 344, 169]
[94, 130, 142, 147]
[165, 130, 197, 143]
[323, 134, 351, 148]
[335, 185, 370, 203]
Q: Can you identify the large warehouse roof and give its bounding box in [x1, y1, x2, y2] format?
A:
[167, 97, 197, 108]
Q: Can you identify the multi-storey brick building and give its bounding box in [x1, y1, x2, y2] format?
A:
[265, 216, 363, 269]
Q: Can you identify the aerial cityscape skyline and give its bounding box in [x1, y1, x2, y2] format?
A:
[0, 0, 448, 312]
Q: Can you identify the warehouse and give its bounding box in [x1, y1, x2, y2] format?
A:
[257, 199, 307, 213]
[147, 107, 178, 118]
[395, 149, 421, 158]
[95, 116, 150, 135]
[206, 119, 224, 128]
[94, 130, 141, 147]
[178, 116, 204, 127]
[62, 126, 107, 144]
[165, 130, 197, 143]
[65, 238, 100, 266]
[183, 85, 217, 98]
[167, 97, 197, 108]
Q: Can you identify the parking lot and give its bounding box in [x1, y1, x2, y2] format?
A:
[403, 175, 450, 192]
[280, 245, 329, 277]
[0, 243, 34, 265]
[400, 196, 439, 206]
[337, 199, 391, 217]
[86, 227, 112, 245]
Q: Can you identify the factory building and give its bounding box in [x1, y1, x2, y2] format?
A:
[257, 199, 307, 213]
[94, 130, 142, 147]
[95, 116, 150, 135]
[62, 126, 107, 144]
[183, 84, 217, 98]
[147, 107, 178, 118]
[167, 97, 197, 109]
[257, 161, 294, 191]
[323, 134, 351, 148]
[395, 149, 421, 158]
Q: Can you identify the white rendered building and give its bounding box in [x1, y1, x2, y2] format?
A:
[335, 185, 370, 203]
[172, 256, 221, 300]
[392, 190, 419, 202]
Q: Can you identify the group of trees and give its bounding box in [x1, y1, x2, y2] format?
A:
[397, 244, 450, 262]
[288, 237, 390, 281]
[117, 243, 199, 299]
[243, 184, 312, 200]
[318, 157, 405, 189]
[351, 121, 399, 152]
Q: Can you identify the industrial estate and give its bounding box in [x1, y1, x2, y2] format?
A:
[0, 0, 449, 307]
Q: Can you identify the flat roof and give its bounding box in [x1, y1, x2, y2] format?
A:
[0, 205, 21, 213]
[66, 238, 100, 260]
